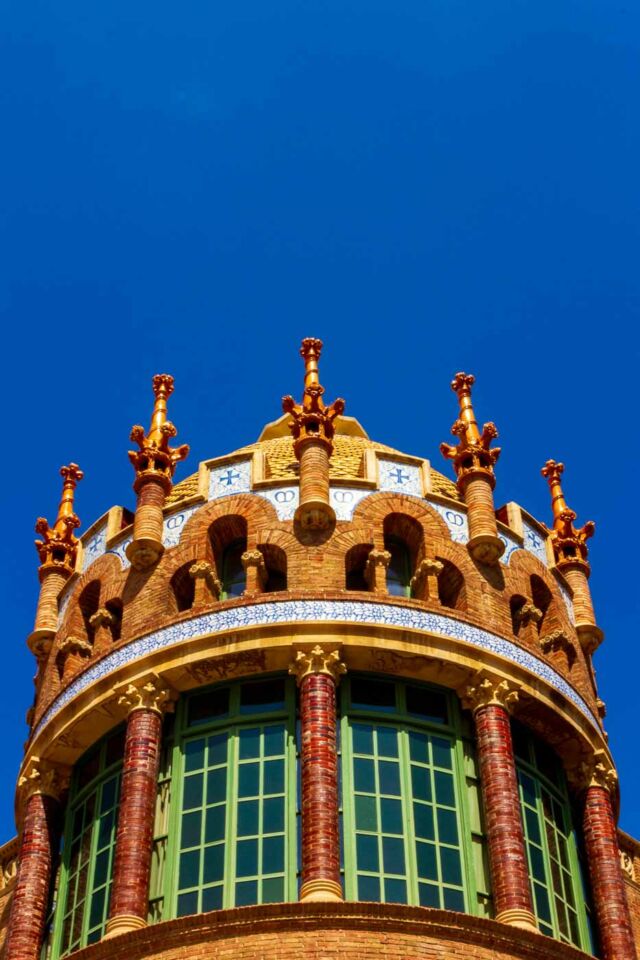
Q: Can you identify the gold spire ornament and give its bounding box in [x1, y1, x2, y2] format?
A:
[541, 460, 601, 653]
[29, 464, 84, 659]
[126, 375, 189, 570]
[440, 373, 504, 564]
[282, 338, 345, 531]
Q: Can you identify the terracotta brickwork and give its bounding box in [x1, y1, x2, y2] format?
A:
[3, 793, 60, 960]
[582, 786, 638, 959]
[473, 703, 535, 928]
[53, 902, 596, 960]
[299, 672, 342, 899]
[108, 708, 163, 932]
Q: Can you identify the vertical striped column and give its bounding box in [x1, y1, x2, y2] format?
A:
[5, 760, 68, 960]
[126, 478, 166, 570]
[289, 646, 346, 901]
[577, 754, 637, 960]
[461, 673, 537, 931]
[295, 439, 335, 531]
[105, 675, 176, 938]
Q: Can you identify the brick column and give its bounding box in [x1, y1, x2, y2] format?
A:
[5, 759, 69, 960]
[126, 477, 167, 570]
[365, 548, 391, 594]
[241, 549, 267, 594]
[189, 560, 221, 607]
[295, 438, 335, 531]
[410, 557, 443, 602]
[573, 752, 637, 960]
[289, 645, 346, 902]
[105, 675, 176, 938]
[461, 673, 537, 932]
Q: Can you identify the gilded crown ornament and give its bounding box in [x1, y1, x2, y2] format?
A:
[282, 338, 345, 456]
[541, 460, 594, 571]
[129, 374, 189, 494]
[440, 373, 500, 486]
[34, 464, 84, 574]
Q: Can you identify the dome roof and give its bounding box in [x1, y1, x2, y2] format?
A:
[165, 414, 460, 507]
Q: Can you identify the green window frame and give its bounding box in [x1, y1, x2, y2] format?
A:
[340, 675, 490, 914]
[51, 728, 125, 957]
[163, 675, 298, 915]
[513, 722, 594, 952]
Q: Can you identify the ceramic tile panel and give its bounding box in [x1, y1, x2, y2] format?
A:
[523, 519, 549, 568]
[427, 500, 469, 545]
[208, 459, 251, 500]
[378, 460, 423, 497]
[81, 522, 108, 573]
[163, 504, 200, 549]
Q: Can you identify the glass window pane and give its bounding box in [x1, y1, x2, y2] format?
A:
[203, 844, 225, 884]
[179, 850, 200, 889]
[382, 837, 405, 875]
[262, 836, 284, 872]
[205, 806, 226, 843]
[207, 767, 227, 805]
[439, 847, 462, 886]
[380, 798, 403, 835]
[264, 759, 285, 795]
[263, 797, 284, 834]
[419, 882, 440, 907]
[408, 731, 429, 764]
[354, 758, 376, 794]
[437, 808, 459, 846]
[431, 737, 453, 771]
[208, 733, 228, 766]
[240, 679, 286, 713]
[181, 811, 202, 849]
[188, 690, 230, 727]
[350, 678, 396, 711]
[377, 727, 399, 758]
[202, 885, 223, 912]
[411, 765, 432, 802]
[416, 841, 438, 881]
[358, 874, 380, 901]
[434, 771, 455, 807]
[236, 839, 259, 877]
[235, 880, 258, 906]
[384, 878, 407, 903]
[443, 887, 465, 911]
[378, 761, 401, 797]
[263, 725, 285, 757]
[238, 763, 260, 798]
[184, 738, 206, 772]
[356, 834, 379, 873]
[406, 687, 448, 724]
[414, 803, 435, 841]
[238, 727, 261, 760]
[237, 800, 259, 837]
[262, 876, 284, 903]
[355, 795, 378, 832]
[352, 723, 374, 755]
[177, 891, 198, 917]
[183, 774, 203, 811]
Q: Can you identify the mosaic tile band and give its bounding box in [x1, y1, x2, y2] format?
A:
[36, 599, 598, 738]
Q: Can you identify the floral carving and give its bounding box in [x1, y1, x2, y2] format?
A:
[117, 674, 177, 716]
[289, 645, 347, 685]
[459, 672, 520, 715]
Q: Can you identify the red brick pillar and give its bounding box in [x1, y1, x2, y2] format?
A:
[289, 645, 346, 902]
[578, 755, 637, 960]
[5, 759, 69, 960]
[105, 675, 176, 938]
[462, 673, 537, 932]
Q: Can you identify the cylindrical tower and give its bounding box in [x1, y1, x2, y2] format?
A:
[2, 344, 638, 960]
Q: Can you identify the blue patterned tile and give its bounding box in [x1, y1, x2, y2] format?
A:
[522, 519, 549, 567]
[163, 504, 199, 549]
[208, 460, 251, 500]
[499, 529, 522, 566]
[81, 522, 108, 572]
[35, 599, 598, 738]
[379, 459, 423, 497]
[256, 486, 298, 520]
[427, 500, 469, 544]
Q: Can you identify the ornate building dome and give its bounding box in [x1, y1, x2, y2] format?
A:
[1, 338, 638, 960]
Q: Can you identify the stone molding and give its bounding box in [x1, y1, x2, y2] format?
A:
[459, 671, 520, 715]
[18, 757, 70, 803]
[189, 560, 222, 598]
[116, 674, 178, 717]
[540, 629, 576, 665]
[410, 557, 443, 591]
[289, 646, 347, 685]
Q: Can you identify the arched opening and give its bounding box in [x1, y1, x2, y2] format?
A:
[260, 544, 288, 592]
[209, 516, 248, 600]
[436, 559, 465, 611]
[345, 543, 372, 591]
[531, 575, 552, 633]
[383, 513, 423, 598]
[105, 598, 123, 642]
[171, 564, 196, 613]
[78, 581, 101, 646]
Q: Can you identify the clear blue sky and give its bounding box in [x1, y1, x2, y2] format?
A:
[0, 0, 638, 841]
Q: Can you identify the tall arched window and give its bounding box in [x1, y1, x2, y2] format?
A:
[512, 721, 594, 952]
[384, 537, 412, 597]
[340, 676, 491, 915]
[170, 677, 297, 914]
[221, 539, 247, 599]
[52, 728, 125, 956]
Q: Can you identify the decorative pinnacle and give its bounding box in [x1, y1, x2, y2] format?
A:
[34, 464, 84, 573]
[129, 374, 189, 492]
[282, 338, 345, 454]
[541, 460, 594, 569]
[440, 373, 500, 487]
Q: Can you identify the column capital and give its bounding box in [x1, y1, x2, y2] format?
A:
[410, 557, 443, 588]
[241, 549, 266, 574]
[18, 757, 70, 804]
[116, 673, 178, 717]
[568, 749, 618, 795]
[539, 628, 576, 665]
[189, 560, 222, 591]
[57, 634, 92, 658]
[289, 645, 347, 686]
[459, 671, 520, 715]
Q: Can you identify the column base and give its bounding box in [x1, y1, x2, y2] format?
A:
[104, 914, 147, 938]
[495, 908, 538, 932]
[125, 538, 164, 571]
[300, 878, 343, 902]
[576, 623, 604, 655]
[27, 628, 55, 658]
[467, 533, 504, 565]
[294, 499, 336, 532]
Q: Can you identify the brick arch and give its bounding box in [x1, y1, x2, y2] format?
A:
[352, 492, 452, 544]
[507, 552, 573, 633]
[179, 493, 279, 553]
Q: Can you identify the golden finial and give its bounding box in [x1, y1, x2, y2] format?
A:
[440, 373, 500, 487]
[541, 460, 594, 569]
[34, 464, 84, 572]
[129, 374, 189, 493]
[281, 338, 345, 454]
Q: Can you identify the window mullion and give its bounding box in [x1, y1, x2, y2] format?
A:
[398, 727, 418, 905]
[224, 728, 238, 909]
[452, 734, 476, 915]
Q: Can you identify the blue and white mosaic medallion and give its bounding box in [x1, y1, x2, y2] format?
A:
[163, 505, 200, 549]
[558, 583, 575, 624]
[107, 536, 132, 570]
[256, 487, 298, 521]
[36, 599, 598, 738]
[81, 522, 108, 572]
[523, 519, 549, 568]
[379, 460, 423, 497]
[331, 488, 370, 521]
[499, 529, 522, 566]
[208, 459, 251, 500]
[427, 500, 469, 545]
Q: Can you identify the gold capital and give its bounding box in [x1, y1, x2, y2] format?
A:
[129, 374, 189, 494]
[18, 757, 70, 804]
[189, 560, 222, 597]
[541, 460, 594, 571]
[116, 674, 177, 716]
[539, 629, 576, 665]
[568, 750, 618, 795]
[289, 645, 347, 685]
[440, 373, 500, 489]
[282, 338, 345, 458]
[459, 671, 519, 715]
[34, 464, 83, 574]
